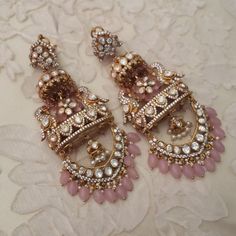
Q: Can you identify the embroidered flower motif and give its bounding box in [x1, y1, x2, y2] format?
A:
[133, 76, 160, 101]
[58, 98, 77, 116]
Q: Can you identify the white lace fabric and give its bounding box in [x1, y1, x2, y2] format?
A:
[0, 0, 236, 235]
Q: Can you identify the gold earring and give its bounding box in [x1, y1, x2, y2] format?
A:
[91, 26, 226, 180]
[29, 34, 141, 204]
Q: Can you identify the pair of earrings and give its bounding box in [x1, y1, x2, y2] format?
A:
[29, 27, 225, 204]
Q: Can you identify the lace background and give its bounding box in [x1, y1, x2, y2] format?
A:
[0, 0, 236, 235]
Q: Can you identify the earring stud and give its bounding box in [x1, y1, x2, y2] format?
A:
[91, 26, 122, 61]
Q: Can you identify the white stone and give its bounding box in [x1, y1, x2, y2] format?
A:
[50, 134, 57, 142]
[115, 135, 121, 142]
[69, 102, 77, 108]
[123, 104, 130, 113]
[199, 125, 206, 132]
[91, 141, 98, 149]
[196, 133, 204, 142]
[198, 118, 205, 124]
[65, 108, 72, 115]
[51, 70, 58, 77]
[87, 109, 96, 117]
[41, 117, 49, 127]
[126, 53, 133, 60]
[86, 169, 93, 177]
[105, 167, 113, 176]
[116, 143, 123, 150]
[158, 141, 164, 148]
[74, 116, 82, 125]
[191, 142, 200, 151]
[146, 86, 153, 94]
[95, 168, 103, 178]
[110, 159, 119, 167]
[78, 167, 85, 174]
[145, 106, 155, 116]
[174, 146, 181, 154]
[197, 109, 203, 116]
[36, 46, 43, 53]
[168, 88, 178, 96]
[157, 95, 167, 105]
[166, 144, 173, 152]
[120, 57, 128, 66]
[182, 145, 191, 154]
[46, 57, 53, 64]
[114, 151, 121, 158]
[42, 74, 50, 82]
[88, 94, 97, 100]
[61, 124, 70, 133]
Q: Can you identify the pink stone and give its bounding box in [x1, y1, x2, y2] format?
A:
[121, 177, 133, 191]
[206, 107, 217, 117]
[127, 167, 139, 180]
[158, 159, 169, 174]
[128, 144, 141, 156]
[127, 132, 141, 143]
[93, 190, 105, 204]
[104, 189, 117, 203]
[169, 164, 181, 179]
[148, 154, 158, 169]
[57, 113, 67, 122]
[78, 187, 90, 202]
[204, 158, 216, 172]
[210, 117, 222, 127]
[116, 185, 127, 200]
[213, 140, 225, 153]
[124, 155, 134, 167]
[67, 181, 78, 196]
[182, 165, 194, 179]
[60, 170, 71, 185]
[212, 127, 225, 140]
[210, 149, 221, 162]
[193, 163, 205, 177]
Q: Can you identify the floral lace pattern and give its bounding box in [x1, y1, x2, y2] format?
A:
[0, 0, 236, 235]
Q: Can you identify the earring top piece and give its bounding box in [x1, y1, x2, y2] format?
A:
[91, 26, 122, 61]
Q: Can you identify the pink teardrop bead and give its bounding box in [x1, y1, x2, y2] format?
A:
[210, 117, 222, 127]
[93, 190, 105, 204]
[104, 189, 117, 203]
[60, 170, 71, 186]
[212, 127, 225, 140]
[193, 163, 205, 177]
[158, 159, 169, 174]
[124, 155, 134, 167]
[116, 185, 127, 200]
[128, 144, 141, 156]
[182, 165, 194, 179]
[127, 132, 141, 143]
[210, 149, 221, 162]
[121, 177, 133, 191]
[67, 181, 78, 196]
[169, 164, 181, 179]
[78, 187, 90, 202]
[148, 154, 158, 169]
[206, 107, 217, 117]
[204, 158, 216, 172]
[213, 140, 225, 153]
[127, 167, 139, 180]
